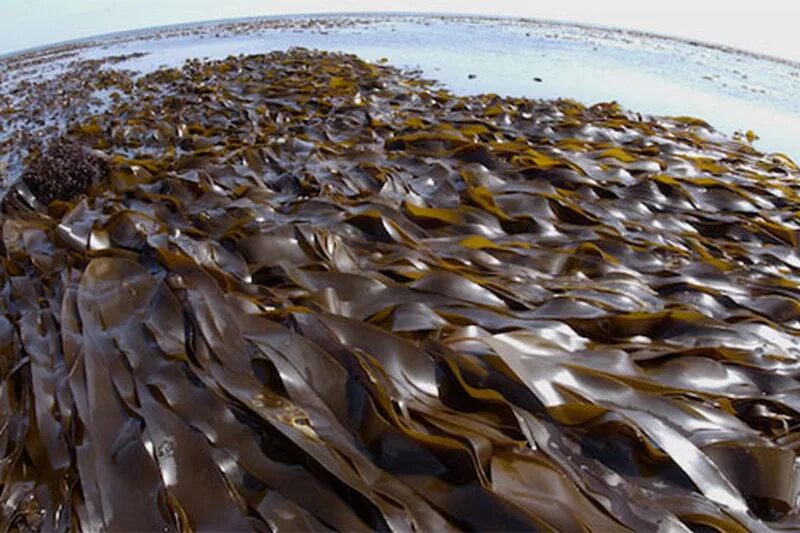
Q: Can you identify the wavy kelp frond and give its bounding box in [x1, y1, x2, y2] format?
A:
[1, 49, 800, 531]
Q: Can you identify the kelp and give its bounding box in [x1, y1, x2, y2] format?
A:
[1, 48, 800, 531]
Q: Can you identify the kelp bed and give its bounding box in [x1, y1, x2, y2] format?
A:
[1, 48, 800, 532]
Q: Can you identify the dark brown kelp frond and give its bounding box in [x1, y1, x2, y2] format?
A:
[1, 49, 800, 532]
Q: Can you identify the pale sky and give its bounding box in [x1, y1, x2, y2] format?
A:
[2, 1, 800, 63]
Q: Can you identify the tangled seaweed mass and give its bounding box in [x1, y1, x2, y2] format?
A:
[2, 48, 800, 531]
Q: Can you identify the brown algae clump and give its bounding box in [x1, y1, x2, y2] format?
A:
[1, 48, 800, 531]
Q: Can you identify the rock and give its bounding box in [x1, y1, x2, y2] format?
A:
[20, 140, 108, 205]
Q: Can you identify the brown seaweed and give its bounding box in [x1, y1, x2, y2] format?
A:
[1, 48, 800, 531]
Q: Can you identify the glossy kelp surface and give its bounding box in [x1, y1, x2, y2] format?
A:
[1, 49, 800, 531]
[5, 14, 800, 171]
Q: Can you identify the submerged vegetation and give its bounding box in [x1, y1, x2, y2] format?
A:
[1, 48, 800, 530]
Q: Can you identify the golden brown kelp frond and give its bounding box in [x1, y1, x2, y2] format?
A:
[1, 48, 800, 531]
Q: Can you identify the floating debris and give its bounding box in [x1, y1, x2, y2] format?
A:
[0, 48, 799, 531]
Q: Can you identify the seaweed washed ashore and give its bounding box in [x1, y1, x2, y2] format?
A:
[2, 48, 800, 531]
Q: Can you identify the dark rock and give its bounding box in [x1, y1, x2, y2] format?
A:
[20, 140, 108, 204]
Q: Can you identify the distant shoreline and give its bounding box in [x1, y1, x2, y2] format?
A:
[3, 12, 800, 70]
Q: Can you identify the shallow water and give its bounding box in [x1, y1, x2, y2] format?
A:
[61, 14, 800, 160]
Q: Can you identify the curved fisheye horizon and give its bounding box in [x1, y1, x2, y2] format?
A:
[3, 1, 800, 63]
[4, 10, 800, 72]
[4, 3, 800, 532]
